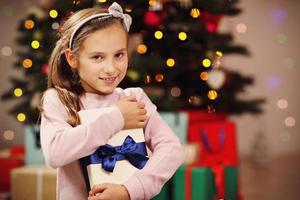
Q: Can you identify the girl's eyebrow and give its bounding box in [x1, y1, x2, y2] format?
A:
[88, 48, 127, 55]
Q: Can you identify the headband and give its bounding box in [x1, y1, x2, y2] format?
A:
[68, 2, 132, 49]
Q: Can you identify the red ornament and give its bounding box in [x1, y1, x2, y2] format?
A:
[41, 64, 49, 74]
[144, 11, 161, 27]
[201, 12, 223, 33]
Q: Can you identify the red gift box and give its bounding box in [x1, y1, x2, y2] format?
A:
[188, 120, 238, 166]
[188, 120, 238, 199]
[0, 146, 24, 192]
[184, 110, 227, 124]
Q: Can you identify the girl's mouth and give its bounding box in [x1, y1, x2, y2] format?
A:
[99, 76, 118, 84]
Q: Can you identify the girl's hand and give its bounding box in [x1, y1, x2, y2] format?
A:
[116, 95, 147, 129]
[88, 183, 130, 200]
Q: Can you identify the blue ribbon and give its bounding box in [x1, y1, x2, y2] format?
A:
[86, 135, 149, 172]
[200, 128, 225, 153]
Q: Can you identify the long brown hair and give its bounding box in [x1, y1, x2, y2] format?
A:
[40, 7, 127, 126]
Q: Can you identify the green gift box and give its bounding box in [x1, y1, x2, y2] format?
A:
[159, 112, 188, 143]
[173, 165, 216, 200]
[225, 166, 238, 200]
[151, 181, 170, 200]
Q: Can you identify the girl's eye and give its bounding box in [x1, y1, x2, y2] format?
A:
[92, 55, 103, 60]
[115, 53, 124, 59]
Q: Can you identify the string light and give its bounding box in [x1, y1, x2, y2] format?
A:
[190, 8, 200, 18]
[170, 87, 181, 97]
[178, 32, 187, 41]
[277, 99, 288, 109]
[155, 73, 164, 82]
[202, 59, 211, 68]
[125, 5, 132, 13]
[208, 90, 218, 100]
[154, 31, 163, 39]
[166, 58, 175, 67]
[17, 113, 26, 122]
[145, 75, 151, 84]
[3, 130, 15, 141]
[31, 40, 40, 49]
[1, 46, 12, 57]
[200, 72, 209, 80]
[137, 44, 147, 54]
[126, 70, 139, 81]
[49, 10, 58, 18]
[285, 117, 296, 127]
[24, 20, 35, 29]
[23, 58, 33, 68]
[14, 88, 23, 97]
[236, 23, 247, 33]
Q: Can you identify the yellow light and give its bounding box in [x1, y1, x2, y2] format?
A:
[154, 31, 163, 39]
[178, 32, 187, 41]
[31, 40, 40, 49]
[49, 10, 58, 18]
[23, 59, 33, 68]
[14, 88, 23, 97]
[125, 5, 132, 13]
[202, 59, 211, 68]
[208, 90, 218, 100]
[216, 51, 223, 57]
[137, 44, 147, 54]
[24, 20, 35, 29]
[149, 0, 156, 6]
[17, 113, 26, 122]
[98, 0, 106, 2]
[200, 72, 209, 80]
[190, 8, 200, 18]
[166, 58, 175, 67]
[127, 70, 139, 81]
[155, 73, 164, 82]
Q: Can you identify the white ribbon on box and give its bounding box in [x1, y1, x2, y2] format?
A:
[78, 108, 149, 188]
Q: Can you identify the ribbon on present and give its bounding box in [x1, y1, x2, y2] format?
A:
[87, 135, 149, 172]
[200, 128, 226, 199]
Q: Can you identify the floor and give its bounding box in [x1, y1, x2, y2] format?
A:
[239, 155, 300, 200]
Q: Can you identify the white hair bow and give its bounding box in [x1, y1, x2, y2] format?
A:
[69, 2, 132, 49]
[108, 2, 132, 32]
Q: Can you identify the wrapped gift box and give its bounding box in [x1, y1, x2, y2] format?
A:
[11, 165, 56, 200]
[151, 180, 171, 200]
[79, 108, 150, 190]
[24, 126, 45, 164]
[225, 166, 239, 200]
[173, 165, 216, 200]
[185, 110, 227, 124]
[182, 143, 200, 165]
[0, 146, 24, 192]
[188, 120, 238, 166]
[159, 112, 188, 143]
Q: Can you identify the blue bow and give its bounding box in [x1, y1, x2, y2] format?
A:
[87, 136, 149, 172]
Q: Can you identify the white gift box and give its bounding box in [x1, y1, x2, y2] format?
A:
[78, 108, 149, 189]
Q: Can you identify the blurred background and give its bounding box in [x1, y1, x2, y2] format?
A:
[0, 0, 299, 200]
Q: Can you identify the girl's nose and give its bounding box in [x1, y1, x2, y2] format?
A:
[103, 60, 116, 75]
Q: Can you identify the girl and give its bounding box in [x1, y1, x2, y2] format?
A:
[40, 2, 185, 200]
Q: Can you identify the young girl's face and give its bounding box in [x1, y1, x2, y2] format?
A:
[76, 23, 128, 95]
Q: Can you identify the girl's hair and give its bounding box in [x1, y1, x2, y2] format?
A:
[40, 7, 127, 127]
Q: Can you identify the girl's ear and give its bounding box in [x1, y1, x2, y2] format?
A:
[65, 49, 77, 69]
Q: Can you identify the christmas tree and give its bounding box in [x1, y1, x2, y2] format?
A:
[1, 0, 264, 124]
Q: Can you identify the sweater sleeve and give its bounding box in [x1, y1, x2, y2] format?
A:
[122, 88, 185, 200]
[40, 89, 124, 168]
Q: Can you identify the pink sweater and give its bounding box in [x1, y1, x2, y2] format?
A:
[40, 87, 185, 200]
